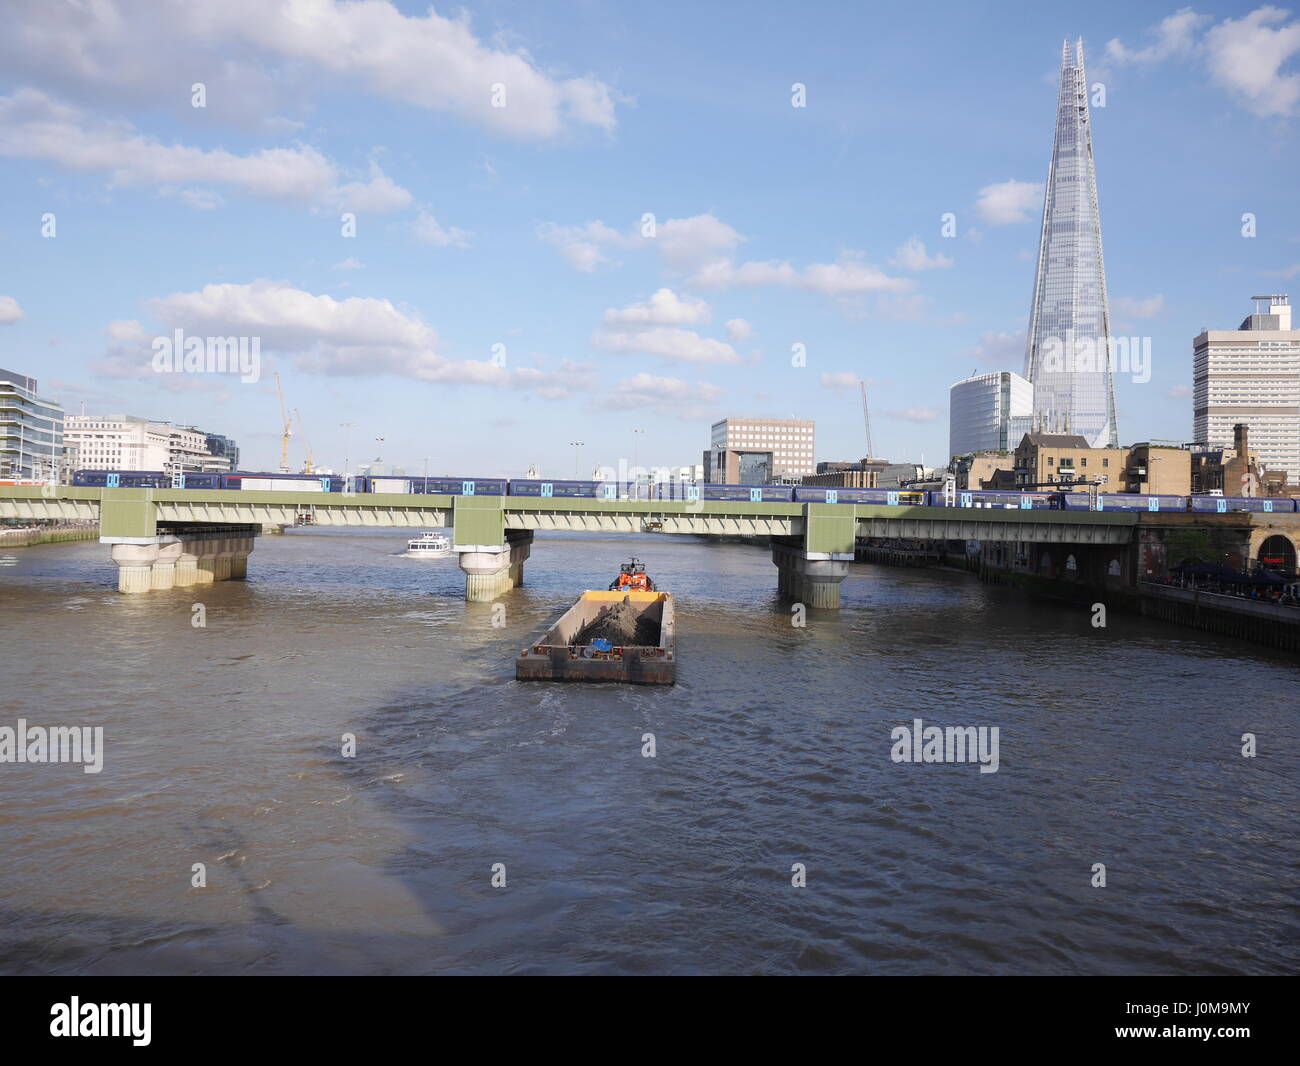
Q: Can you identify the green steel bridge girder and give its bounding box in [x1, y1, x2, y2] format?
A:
[3, 485, 1164, 547]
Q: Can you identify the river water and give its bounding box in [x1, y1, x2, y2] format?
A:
[1, 528, 1296, 975]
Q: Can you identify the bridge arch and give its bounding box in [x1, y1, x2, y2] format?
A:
[1255, 532, 1297, 575]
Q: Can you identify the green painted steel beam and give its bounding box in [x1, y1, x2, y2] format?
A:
[851, 504, 1139, 526]
[804, 503, 857, 554]
[99, 488, 156, 538]
[504, 497, 803, 517]
[453, 494, 505, 546]
[152, 488, 456, 507]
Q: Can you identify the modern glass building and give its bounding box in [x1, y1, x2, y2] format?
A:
[1023, 39, 1119, 448]
[0, 366, 64, 481]
[949, 371, 1034, 457]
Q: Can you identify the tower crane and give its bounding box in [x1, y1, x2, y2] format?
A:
[860, 380, 875, 461]
[275, 373, 293, 473]
[294, 409, 315, 474]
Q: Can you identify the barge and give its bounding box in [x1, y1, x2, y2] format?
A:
[516, 586, 677, 685]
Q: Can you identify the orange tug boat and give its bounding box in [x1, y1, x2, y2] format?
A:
[516, 559, 677, 686]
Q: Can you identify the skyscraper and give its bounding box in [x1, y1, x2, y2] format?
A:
[1193, 295, 1299, 484]
[1023, 39, 1119, 448]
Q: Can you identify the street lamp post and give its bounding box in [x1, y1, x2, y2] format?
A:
[570, 441, 584, 478]
[340, 423, 356, 476]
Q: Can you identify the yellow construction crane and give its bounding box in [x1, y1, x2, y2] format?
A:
[275, 373, 293, 473]
[294, 408, 315, 474]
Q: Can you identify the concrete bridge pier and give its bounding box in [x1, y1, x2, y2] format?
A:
[174, 546, 200, 587]
[771, 538, 852, 610]
[103, 526, 259, 594]
[110, 542, 161, 594]
[230, 538, 253, 579]
[458, 530, 533, 601]
[212, 539, 235, 581]
[194, 540, 218, 584]
[149, 541, 183, 590]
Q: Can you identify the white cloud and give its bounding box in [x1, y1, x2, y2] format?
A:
[413, 210, 472, 249]
[537, 213, 741, 274]
[175, 188, 224, 211]
[536, 220, 629, 272]
[592, 326, 741, 365]
[1168, 384, 1193, 398]
[0, 296, 24, 323]
[1204, 7, 1300, 117]
[1113, 294, 1165, 320]
[539, 212, 911, 303]
[602, 289, 710, 327]
[654, 214, 744, 272]
[0, 0, 618, 139]
[1106, 9, 1210, 64]
[0, 89, 412, 211]
[957, 330, 1026, 369]
[693, 251, 912, 296]
[725, 318, 753, 342]
[887, 406, 940, 423]
[1105, 7, 1300, 118]
[332, 258, 365, 271]
[601, 373, 722, 418]
[890, 237, 954, 271]
[819, 372, 860, 391]
[975, 180, 1043, 226]
[96, 280, 585, 392]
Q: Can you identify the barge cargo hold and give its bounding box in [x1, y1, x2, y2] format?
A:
[516, 590, 677, 685]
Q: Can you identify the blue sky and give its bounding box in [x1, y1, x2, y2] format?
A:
[1, 0, 1297, 476]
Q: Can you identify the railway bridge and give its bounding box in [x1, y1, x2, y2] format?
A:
[2, 485, 1288, 609]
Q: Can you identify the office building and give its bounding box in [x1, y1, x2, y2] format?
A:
[949, 371, 1034, 457]
[705, 417, 815, 484]
[0, 366, 64, 480]
[1192, 295, 1299, 484]
[1012, 433, 1190, 495]
[64, 415, 237, 474]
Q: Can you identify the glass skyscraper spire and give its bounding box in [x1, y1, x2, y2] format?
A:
[1023, 39, 1119, 448]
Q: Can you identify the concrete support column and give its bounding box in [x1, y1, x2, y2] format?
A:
[230, 537, 253, 579]
[211, 538, 234, 581]
[150, 541, 183, 591]
[174, 547, 200, 587]
[458, 530, 533, 602]
[772, 539, 851, 610]
[110, 543, 160, 595]
[194, 540, 218, 584]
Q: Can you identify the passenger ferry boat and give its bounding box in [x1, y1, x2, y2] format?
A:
[404, 531, 452, 558]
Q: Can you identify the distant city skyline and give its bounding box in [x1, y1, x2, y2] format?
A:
[1, 2, 1298, 475]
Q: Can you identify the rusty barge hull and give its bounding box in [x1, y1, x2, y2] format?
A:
[516, 590, 677, 685]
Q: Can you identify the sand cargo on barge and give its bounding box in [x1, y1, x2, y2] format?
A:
[516, 589, 677, 685]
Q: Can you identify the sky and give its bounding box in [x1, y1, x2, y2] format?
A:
[1, 0, 1298, 478]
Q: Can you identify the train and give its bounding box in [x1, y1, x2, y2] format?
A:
[68, 469, 1300, 513]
